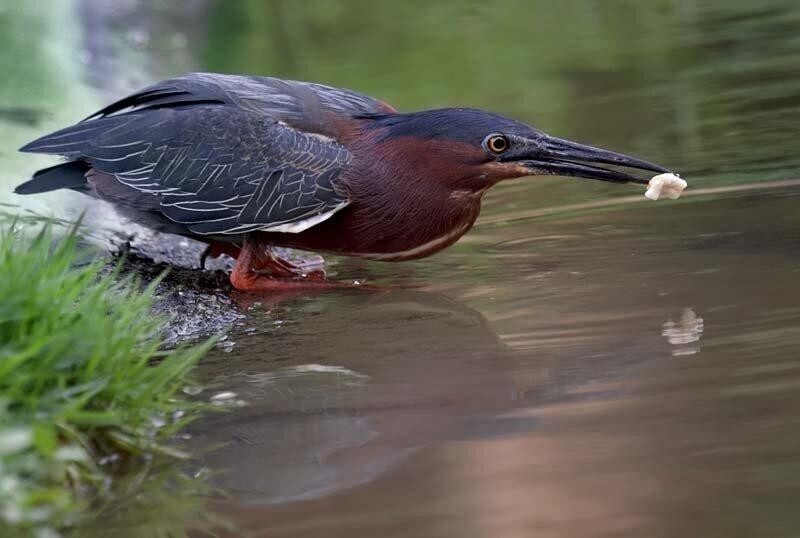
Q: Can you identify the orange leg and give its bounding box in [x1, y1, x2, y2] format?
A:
[229, 236, 348, 292]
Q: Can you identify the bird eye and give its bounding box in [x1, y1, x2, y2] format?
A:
[484, 134, 509, 155]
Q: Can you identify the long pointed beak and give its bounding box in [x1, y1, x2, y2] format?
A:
[508, 134, 672, 185]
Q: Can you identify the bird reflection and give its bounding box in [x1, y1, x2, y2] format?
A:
[187, 288, 534, 504]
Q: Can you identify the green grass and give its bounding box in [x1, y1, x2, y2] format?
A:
[0, 221, 216, 537]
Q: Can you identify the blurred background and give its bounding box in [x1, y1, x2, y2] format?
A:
[2, 1, 800, 536]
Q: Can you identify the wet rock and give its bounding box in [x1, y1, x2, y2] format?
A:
[105, 231, 245, 346]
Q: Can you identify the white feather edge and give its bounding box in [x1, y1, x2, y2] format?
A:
[259, 201, 349, 233]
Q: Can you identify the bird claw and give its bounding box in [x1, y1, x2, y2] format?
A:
[229, 237, 355, 292]
[253, 251, 327, 279]
[229, 272, 358, 292]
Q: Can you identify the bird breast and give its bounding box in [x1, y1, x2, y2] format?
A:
[340, 181, 483, 261]
[355, 216, 476, 261]
[264, 178, 483, 262]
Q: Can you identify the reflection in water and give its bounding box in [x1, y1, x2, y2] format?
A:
[662, 308, 704, 356]
[65, 461, 220, 538]
[3, 0, 800, 536]
[190, 289, 529, 504]
[201, 191, 800, 538]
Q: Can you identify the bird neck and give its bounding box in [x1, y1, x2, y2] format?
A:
[328, 132, 484, 259]
[349, 125, 489, 204]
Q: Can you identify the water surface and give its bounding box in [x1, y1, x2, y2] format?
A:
[2, 1, 800, 536]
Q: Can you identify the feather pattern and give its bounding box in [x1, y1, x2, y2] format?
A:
[18, 73, 396, 235]
[76, 72, 395, 136]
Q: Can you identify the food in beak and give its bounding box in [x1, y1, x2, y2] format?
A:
[645, 173, 687, 201]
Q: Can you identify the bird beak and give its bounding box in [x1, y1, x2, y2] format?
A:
[508, 134, 671, 185]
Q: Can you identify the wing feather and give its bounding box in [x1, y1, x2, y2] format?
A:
[23, 107, 350, 235]
[18, 73, 393, 235]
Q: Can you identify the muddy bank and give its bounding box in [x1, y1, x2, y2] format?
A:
[107, 229, 245, 346]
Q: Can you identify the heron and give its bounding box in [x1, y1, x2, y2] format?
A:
[15, 73, 672, 291]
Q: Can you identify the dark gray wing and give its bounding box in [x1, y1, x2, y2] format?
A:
[83, 72, 397, 137]
[18, 73, 389, 235]
[21, 106, 350, 235]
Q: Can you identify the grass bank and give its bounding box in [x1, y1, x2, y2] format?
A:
[0, 222, 216, 537]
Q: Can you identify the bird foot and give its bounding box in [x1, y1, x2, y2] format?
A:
[229, 271, 358, 292]
[254, 252, 326, 279]
[229, 237, 355, 292]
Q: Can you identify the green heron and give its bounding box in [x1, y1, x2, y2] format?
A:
[15, 73, 672, 291]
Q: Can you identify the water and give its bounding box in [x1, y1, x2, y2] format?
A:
[194, 190, 800, 537]
[2, 1, 800, 536]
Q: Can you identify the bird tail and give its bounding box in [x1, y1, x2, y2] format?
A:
[14, 160, 91, 195]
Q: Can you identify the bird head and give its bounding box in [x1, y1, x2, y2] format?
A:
[364, 108, 671, 193]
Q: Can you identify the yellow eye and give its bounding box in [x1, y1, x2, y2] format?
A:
[485, 134, 509, 154]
